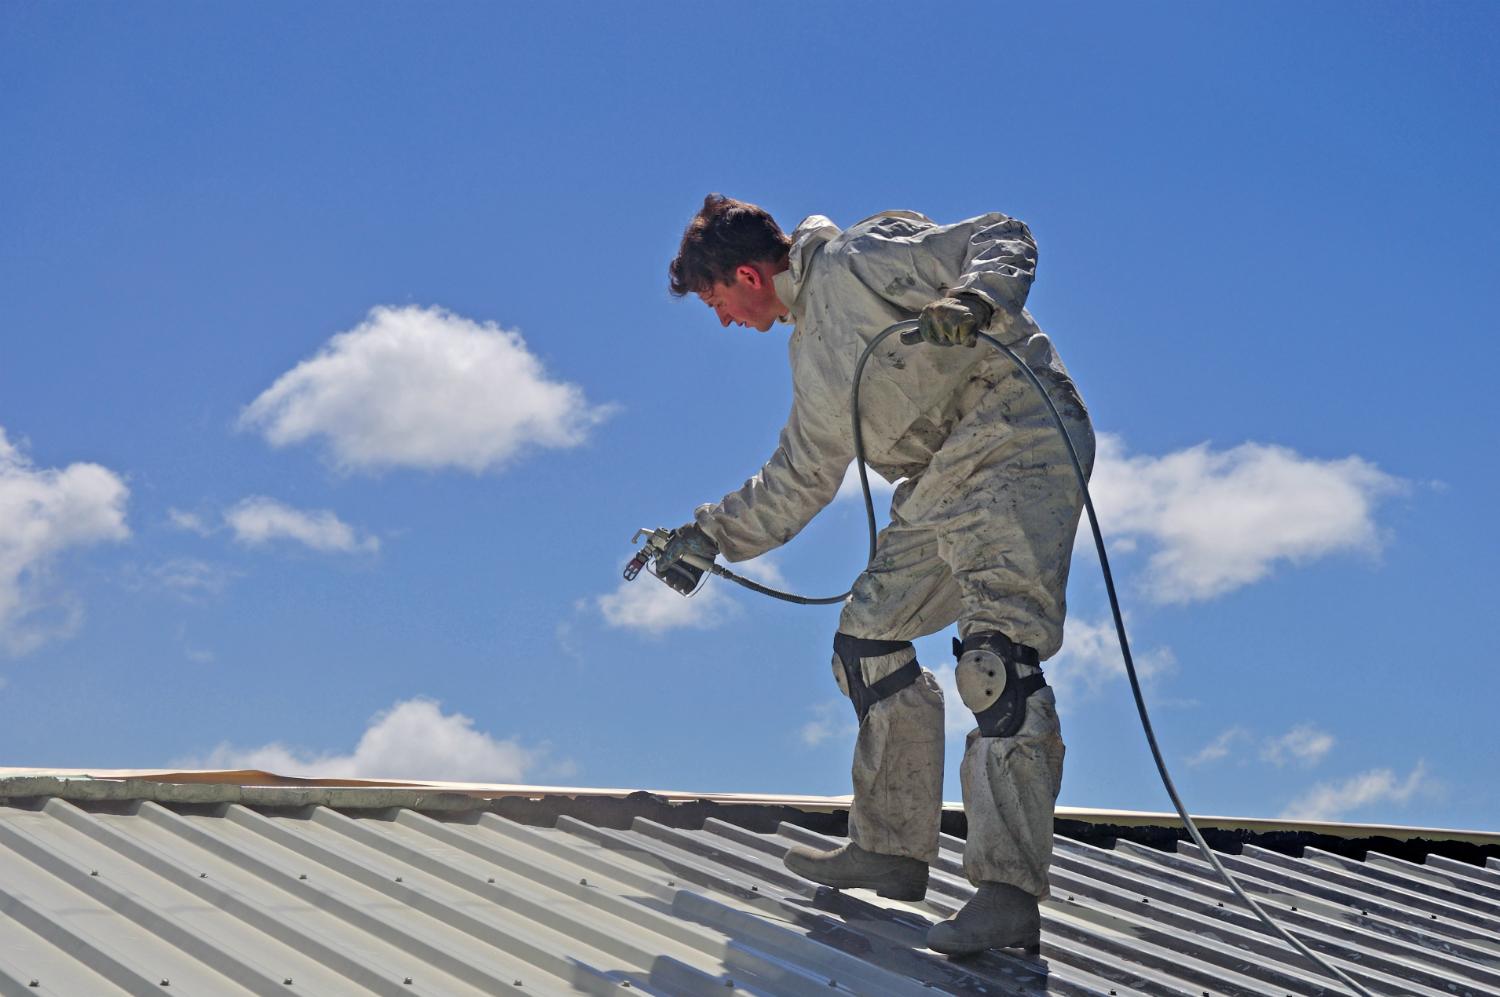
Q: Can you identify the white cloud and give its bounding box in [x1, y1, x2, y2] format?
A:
[0, 429, 130, 654]
[1261, 724, 1335, 767]
[240, 305, 614, 473]
[598, 574, 739, 635]
[931, 664, 982, 737]
[126, 558, 237, 601]
[224, 496, 379, 553]
[167, 508, 213, 536]
[1189, 726, 1252, 766]
[835, 463, 900, 502]
[595, 552, 784, 636]
[1087, 434, 1403, 604]
[1044, 615, 1175, 699]
[1280, 762, 1428, 821]
[933, 623, 1169, 733]
[800, 699, 857, 747]
[185, 697, 560, 783]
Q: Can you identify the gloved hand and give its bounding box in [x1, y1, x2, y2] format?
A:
[656, 522, 720, 595]
[918, 294, 994, 347]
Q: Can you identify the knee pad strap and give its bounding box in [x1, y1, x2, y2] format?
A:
[953, 631, 1046, 738]
[833, 632, 919, 724]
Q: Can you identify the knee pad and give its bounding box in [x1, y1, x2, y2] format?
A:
[953, 631, 1047, 738]
[832, 632, 919, 724]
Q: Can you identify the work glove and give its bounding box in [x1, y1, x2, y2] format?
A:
[656, 522, 720, 595]
[918, 294, 994, 347]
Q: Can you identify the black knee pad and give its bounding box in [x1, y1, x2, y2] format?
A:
[832, 632, 919, 723]
[952, 631, 1046, 738]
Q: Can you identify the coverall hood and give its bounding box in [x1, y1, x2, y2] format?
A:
[771, 215, 842, 322]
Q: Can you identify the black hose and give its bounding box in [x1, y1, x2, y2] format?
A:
[714, 318, 1374, 996]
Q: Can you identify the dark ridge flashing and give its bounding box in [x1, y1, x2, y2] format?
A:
[5, 777, 1495, 871]
[479, 792, 1500, 870]
[1049, 816, 1500, 868]
[484, 790, 854, 838]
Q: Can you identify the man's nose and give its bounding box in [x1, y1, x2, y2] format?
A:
[716, 307, 732, 327]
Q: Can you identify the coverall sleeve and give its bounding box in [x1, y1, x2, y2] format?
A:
[942, 212, 1038, 316]
[849, 212, 1039, 340]
[693, 374, 853, 563]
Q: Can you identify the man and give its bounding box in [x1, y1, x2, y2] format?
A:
[659, 194, 1095, 956]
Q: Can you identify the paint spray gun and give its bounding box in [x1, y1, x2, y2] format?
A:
[623, 527, 717, 595]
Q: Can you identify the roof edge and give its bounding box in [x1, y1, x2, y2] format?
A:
[2, 769, 1495, 848]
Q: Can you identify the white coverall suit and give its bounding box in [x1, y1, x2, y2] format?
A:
[694, 211, 1094, 896]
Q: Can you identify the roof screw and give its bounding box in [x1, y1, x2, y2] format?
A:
[724, 981, 734, 989]
[299, 874, 307, 880]
[90, 870, 99, 877]
[828, 978, 838, 987]
[579, 877, 588, 886]
[160, 981, 170, 988]
[513, 980, 523, 987]
[1430, 914, 1438, 920]
[1066, 895, 1074, 901]
[751, 885, 759, 892]
[283, 979, 293, 985]
[488, 877, 495, 884]
[1140, 897, 1149, 903]
[403, 978, 412, 985]
[621, 982, 632, 989]
[1291, 906, 1298, 911]
[1216, 902, 1223, 907]
[667, 880, 675, 886]
[199, 873, 208, 879]
[395, 877, 403, 883]
[28, 982, 39, 989]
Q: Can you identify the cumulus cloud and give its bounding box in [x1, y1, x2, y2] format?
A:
[835, 463, 900, 502]
[167, 508, 213, 536]
[933, 623, 1168, 734]
[225, 496, 379, 553]
[124, 557, 238, 602]
[931, 664, 982, 737]
[240, 305, 614, 473]
[597, 575, 739, 635]
[1189, 726, 1252, 766]
[596, 553, 783, 636]
[185, 697, 563, 783]
[0, 429, 130, 654]
[1261, 724, 1336, 767]
[1280, 762, 1428, 821]
[1087, 434, 1403, 604]
[1044, 615, 1175, 699]
[800, 699, 857, 747]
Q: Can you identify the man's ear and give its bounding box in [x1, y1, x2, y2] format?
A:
[735, 263, 765, 290]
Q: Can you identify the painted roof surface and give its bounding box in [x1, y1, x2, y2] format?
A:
[1, 785, 1498, 996]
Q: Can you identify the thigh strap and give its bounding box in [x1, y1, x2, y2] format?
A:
[834, 633, 921, 723]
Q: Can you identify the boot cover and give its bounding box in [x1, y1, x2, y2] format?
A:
[927, 881, 1041, 956]
[783, 840, 928, 900]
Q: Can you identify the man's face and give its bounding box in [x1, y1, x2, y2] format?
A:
[697, 264, 782, 333]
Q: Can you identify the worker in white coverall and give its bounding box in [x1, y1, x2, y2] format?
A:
[656, 194, 1094, 956]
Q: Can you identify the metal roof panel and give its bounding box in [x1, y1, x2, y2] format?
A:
[2, 788, 1498, 996]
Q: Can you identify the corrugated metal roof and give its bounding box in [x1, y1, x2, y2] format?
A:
[1, 788, 1497, 996]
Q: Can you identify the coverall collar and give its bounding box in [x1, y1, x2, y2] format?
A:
[773, 214, 841, 323]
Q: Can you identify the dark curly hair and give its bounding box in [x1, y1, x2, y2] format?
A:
[668, 194, 792, 297]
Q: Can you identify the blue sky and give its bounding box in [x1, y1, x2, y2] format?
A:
[2, 2, 1496, 831]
